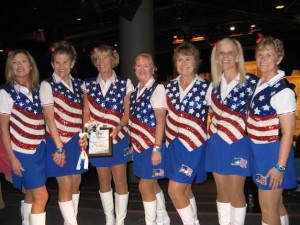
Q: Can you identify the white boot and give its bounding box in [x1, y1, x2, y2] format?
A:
[99, 190, 115, 225]
[22, 201, 32, 225]
[156, 191, 170, 225]
[280, 214, 289, 225]
[189, 197, 200, 225]
[72, 192, 80, 218]
[115, 192, 129, 225]
[216, 201, 230, 225]
[176, 204, 195, 225]
[143, 200, 157, 225]
[230, 204, 246, 225]
[58, 201, 78, 225]
[29, 212, 46, 225]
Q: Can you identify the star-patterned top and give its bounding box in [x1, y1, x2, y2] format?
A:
[166, 78, 210, 124]
[213, 73, 258, 115]
[85, 76, 127, 114]
[4, 84, 43, 115]
[165, 77, 210, 151]
[2, 84, 45, 153]
[130, 83, 158, 129]
[45, 76, 83, 105]
[247, 78, 290, 143]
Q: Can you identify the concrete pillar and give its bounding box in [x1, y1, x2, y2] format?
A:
[119, 0, 154, 85]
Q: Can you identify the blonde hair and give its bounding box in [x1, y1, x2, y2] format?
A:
[255, 36, 284, 60]
[211, 38, 246, 87]
[5, 49, 40, 92]
[173, 42, 201, 77]
[90, 44, 119, 68]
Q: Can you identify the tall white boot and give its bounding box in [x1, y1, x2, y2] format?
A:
[216, 201, 230, 225]
[72, 192, 80, 218]
[29, 212, 46, 225]
[156, 191, 170, 225]
[143, 200, 157, 225]
[22, 201, 32, 225]
[280, 214, 289, 225]
[189, 197, 200, 225]
[230, 204, 247, 225]
[58, 201, 78, 225]
[99, 190, 115, 225]
[115, 192, 129, 225]
[176, 204, 195, 225]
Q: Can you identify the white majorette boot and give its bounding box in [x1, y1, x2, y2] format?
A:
[156, 191, 170, 225]
[216, 201, 230, 225]
[115, 192, 129, 225]
[99, 189, 115, 225]
[280, 214, 289, 225]
[143, 200, 157, 225]
[176, 204, 195, 225]
[22, 200, 32, 225]
[230, 204, 247, 225]
[58, 201, 78, 225]
[189, 197, 200, 225]
[29, 212, 46, 225]
[72, 192, 80, 218]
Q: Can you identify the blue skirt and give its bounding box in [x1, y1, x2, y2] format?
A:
[12, 141, 47, 190]
[205, 134, 252, 176]
[90, 134, 132, 167]
[250, 140, 297, 190]
[133, 144, 167, 179]
[46, 133, 87, 177]
[165, 137, 207, 184]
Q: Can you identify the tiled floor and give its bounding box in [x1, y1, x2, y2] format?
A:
[1, 165, 300, 225]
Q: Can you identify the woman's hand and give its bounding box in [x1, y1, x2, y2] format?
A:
[266, 167, 284, 190]
[151, 151, 162, 166]
[52, 151, 66, 167]
[79, 135, 88, 150]
[110, 126, 121, 139]
[11, 156, 24, 177]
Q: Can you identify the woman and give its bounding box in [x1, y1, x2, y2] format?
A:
[129, 53, 170, 225]
[165, 42, 210, 225]
[0, 49, 48, 225]
[247, 36, 297, 225]
[82, 44, 133, 225]
[40, 41, 86, 225]
[205, 37, 258, 225]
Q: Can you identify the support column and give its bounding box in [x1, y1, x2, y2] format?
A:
[119, 0, 154, 85]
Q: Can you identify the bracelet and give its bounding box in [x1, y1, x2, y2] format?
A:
[153, 146, 162, 153]
[275, 165, 286, 173]
[56, 147, 65, 154]
[118, 123, 124, 129]
[154, 143, 162, 148]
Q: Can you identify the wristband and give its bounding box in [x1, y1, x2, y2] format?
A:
[275, 165, 286, 173]
[56, 147, 65, 154]
[118, 123, 124, 129]
[153, 146, 162, 153]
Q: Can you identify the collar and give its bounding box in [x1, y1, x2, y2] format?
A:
[261, 70, 285, 87]
[52, 73, 73, 84]
[137, 76, 155, 90]
[96, 70, 117, 84]
[14, 83, 30, 95]
[175, 74, 204, 83]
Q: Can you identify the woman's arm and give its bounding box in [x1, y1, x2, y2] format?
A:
[152, 108, 166, 165]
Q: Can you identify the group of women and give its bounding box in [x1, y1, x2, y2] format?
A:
[0, 35, 297, 225]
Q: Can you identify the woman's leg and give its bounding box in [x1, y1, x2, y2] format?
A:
[259, 188, 282, 225]
[140, 179, 157, 225]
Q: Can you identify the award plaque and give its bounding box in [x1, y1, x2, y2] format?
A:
[88, 127, 113, 157]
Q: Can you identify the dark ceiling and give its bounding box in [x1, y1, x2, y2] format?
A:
[1, 0, 300, 55]
[0, 0, 300, 81]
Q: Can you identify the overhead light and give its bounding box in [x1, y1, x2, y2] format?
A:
[172, 38, 184, 45]
[275, 0, 285, 9]
[76, 17, 82, 21]
[230, 26, 235, 31]
[190, 36, 205, 42]
[251, 24, 256, 28]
